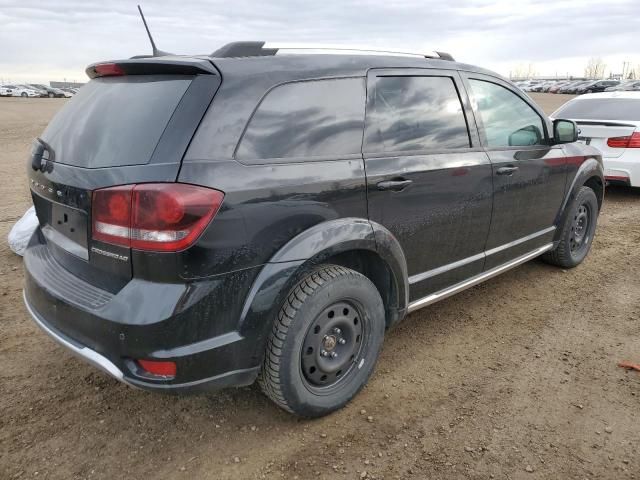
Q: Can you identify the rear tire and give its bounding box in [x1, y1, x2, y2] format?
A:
[259, 265, 385, 417]
[543, 186, 598, 268]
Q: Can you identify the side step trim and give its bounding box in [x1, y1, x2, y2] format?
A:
[407, 243, 553, 314]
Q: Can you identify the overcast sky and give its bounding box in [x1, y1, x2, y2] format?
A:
[1, 0, 639, 84]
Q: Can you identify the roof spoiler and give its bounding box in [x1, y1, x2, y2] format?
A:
[85, 57, 219, 79]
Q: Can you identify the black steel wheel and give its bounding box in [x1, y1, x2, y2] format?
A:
[301, 300, 365, 390]
[259, 265, 385, 417]
[543, 186, 598, 268]
[569, 203, 591, 255]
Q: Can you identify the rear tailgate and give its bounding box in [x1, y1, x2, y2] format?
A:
[576, 121, 636, 158]
[29, 58, 220, 291]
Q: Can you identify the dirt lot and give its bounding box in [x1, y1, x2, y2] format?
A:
[1, 93, 639, 480]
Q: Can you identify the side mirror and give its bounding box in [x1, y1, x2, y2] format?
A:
[553, 119, 578, 144]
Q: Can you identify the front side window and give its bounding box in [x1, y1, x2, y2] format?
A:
[468, 79, 546, 148]
[364, 75, 470, 153]
[236, 78, 365, 162]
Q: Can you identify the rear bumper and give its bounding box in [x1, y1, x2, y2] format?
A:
[23, 291, 260, 392]
[23, 238, 263, 393]
[604, 154, 639, 187]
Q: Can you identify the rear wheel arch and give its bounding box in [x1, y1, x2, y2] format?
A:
[308, 249, 404, 329]
[238, 218, 409, 366]
[264, 218, 409, 322]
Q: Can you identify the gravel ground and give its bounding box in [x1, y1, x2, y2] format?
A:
[1, 93, 639, 480]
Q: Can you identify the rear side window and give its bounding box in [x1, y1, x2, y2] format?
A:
[554, 98, 640, 122]
[40, 75, 192, 168]
[364, 76, 470, 153]
[236, 78, 365, 162]
[468, 79, 545, 148]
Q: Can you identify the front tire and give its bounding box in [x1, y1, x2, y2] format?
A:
[259, 265, 385, 417]
[543, 186, 598, 268]
[20, 92, 27, 97]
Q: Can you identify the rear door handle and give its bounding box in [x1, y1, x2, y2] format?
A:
[496, 166, 519, 176]
[377, 179, 413, 191]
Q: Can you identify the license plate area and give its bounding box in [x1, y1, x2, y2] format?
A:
[50, 202, 88, 248]
[32, 191, 89, 259]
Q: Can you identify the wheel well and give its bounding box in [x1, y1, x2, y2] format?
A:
[584, 176, 604, 210]
[316, 250, 399, 328]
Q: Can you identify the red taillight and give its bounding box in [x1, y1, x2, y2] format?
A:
[92, 183, 224, 252]
[137, 359, 177, 377]
[92, 185, 133, 246]
[607, 132, 640, 148]
[93, 63, 125, 77]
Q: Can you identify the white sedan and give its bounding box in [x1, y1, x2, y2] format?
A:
[11, 85, 41, 97]
[552, 91, 640, 187]
[0, 85, 15, 96]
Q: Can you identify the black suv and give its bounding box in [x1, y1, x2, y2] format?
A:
[23, 42, 604, 417]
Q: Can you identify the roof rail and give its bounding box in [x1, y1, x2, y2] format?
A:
[211, 41, 278, 58]
[211, 41, 454, 61]
[266, 43, 455, 61]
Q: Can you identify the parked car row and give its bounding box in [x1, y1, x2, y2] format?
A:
[0, 84, 79, 98]
[515, 79, 640, 95]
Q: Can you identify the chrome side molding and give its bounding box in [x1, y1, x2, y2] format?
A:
[408, 226, 556, 285]
[407, 243, 554, 313]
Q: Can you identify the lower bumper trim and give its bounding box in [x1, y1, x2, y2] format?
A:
[23, 289, 128, 383]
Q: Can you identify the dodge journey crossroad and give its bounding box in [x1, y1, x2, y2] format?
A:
[23, 42, 604, 417]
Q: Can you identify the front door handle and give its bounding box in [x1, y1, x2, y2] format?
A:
[496, 166, 519, 176]
[377, 179, 413, 191]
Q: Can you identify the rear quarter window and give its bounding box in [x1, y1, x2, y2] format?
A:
[235, 78, 366, 163]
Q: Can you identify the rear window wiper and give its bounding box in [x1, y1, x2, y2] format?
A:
[31, 138, 55, 172]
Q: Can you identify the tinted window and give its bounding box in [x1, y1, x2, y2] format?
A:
[41, 75, 192, 168]
[554, 98, 640, 121]
[469, 79, 545, 147]
[364, 76, 470, 153]
[236, 78, 365, 161]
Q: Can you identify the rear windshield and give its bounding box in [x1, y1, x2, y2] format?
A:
[40, 75, 192, 168]
[555, 98, 640, 121]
